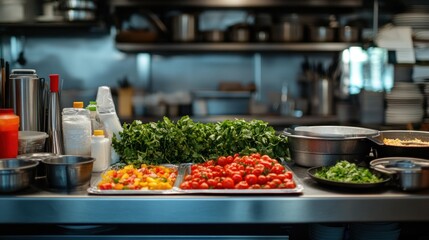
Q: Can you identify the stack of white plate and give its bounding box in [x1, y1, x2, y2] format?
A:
[393, 13, 429, 29]
[308, 223, 346, 240]
[385, 82, 424, 125]
[349, 222, 401, 240]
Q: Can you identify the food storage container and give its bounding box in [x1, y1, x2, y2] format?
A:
[18, 131, 49, 154]
[371, 157, 429, 191]
[0, 158, 38, 193]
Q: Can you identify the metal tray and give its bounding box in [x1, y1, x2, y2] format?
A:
[87, 164, 181, 195]
[174, 163, 304, 195]
[88, 162, 303, 195]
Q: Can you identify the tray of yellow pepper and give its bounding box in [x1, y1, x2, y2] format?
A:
[87, 164, 179, 194]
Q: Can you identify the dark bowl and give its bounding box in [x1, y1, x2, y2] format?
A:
[371, 130, 429, 159]
[42, 155, 94, 189]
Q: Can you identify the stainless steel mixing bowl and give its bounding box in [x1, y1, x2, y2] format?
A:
[42, 155, 94, 189]
[284, 126, 378, 167]
[0, 159, 38, 193]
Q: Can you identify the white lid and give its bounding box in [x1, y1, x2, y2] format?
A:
[18, 131, 49, 140]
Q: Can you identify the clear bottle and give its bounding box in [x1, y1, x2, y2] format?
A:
[62, 101, 92, 156]
[86, 101, 104, 134]
[91, 129, 110, 172]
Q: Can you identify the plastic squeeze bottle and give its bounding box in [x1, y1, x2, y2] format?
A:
[0, 109, 19, 158]
[86, 101, 105, 134]
[91, 129, 110, 172]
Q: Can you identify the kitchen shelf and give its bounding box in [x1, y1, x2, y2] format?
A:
[0, 21, 108, 35]
[115, 42, 358, 53]
[110, 0, 363, 8]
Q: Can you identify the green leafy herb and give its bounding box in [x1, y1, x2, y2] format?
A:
[112, 116, 288, 166]
[315, 160, 384, 184]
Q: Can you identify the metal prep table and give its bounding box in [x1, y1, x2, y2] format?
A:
[0, 164, 428, 238]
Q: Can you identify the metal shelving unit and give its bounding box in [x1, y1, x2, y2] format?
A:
[115, 42, 358, 53]
[110, 0, 363, 8]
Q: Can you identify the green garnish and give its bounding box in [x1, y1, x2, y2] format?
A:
[112, 116, 288, 166]
[315, 160, 384, 184]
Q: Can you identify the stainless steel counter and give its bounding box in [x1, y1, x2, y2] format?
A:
[0, 164, 428, 225]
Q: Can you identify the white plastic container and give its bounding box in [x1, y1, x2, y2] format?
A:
[91, 130, 110, 172]
[18, 131, 49, 154]
[62, 102, 92, 156]
[96, 86, 123, 164]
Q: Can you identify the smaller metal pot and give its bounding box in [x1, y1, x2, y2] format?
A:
[201, 30, 224, 42]
[339, 26, 359, 42]
[371, 157, 429, 191]
[309, 26, 335, 42]
[227, 23, 250, 42]
[271, 22, 303, 42]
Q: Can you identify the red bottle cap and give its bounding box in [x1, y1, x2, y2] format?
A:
[49, 74, 60, 92]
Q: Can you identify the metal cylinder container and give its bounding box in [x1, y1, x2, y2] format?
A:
[7, 69, 45, 131]
[172, 13, 196, 42]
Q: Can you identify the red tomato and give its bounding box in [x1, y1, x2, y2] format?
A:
[250, 184, 261, 189]
[226, 156, 234, 164]
[218, 156, 227, 166]
[180, 182, 190, 189]
[245, 174, 258, 186]
[285, 180, 296, 189]
[184, 175, 192, 181]
[207, 179, 217, 188]
[284, 171, 293, 180]
[215, 182, 223, 189]
[222, 177, 235, 189]
[271, 164, 285, 174]
[252, 168, 263, 176]
[235, 181, 249, 189]
[199, 182, 209, 189]
[272, 179, 282, 187]
[267, 181, 278, 189]
[191, 181, 200, 189]
[257, 175, 268, 185]
[276, 174, 286, 181]
[232, 174, 243, 184]
[267, 173, 278, 181]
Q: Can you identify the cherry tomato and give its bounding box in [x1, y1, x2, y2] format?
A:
[235, 181, 249, 189]
[245, 174, 258, 186]
[250, 184, 261, 189]
[222, 177, 235, 189]
[257, 175, 268, 185]
[218, 156, 227, 166]
[199, 182, 209, 189]
[284, 171, 293, 180]
[232, 174, 243, 184]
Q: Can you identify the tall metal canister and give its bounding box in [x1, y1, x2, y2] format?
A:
[6, 69, 45, 131]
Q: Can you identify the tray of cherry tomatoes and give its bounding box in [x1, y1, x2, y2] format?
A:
[88, 154, 303, 195]
[175, 153, 303, 194]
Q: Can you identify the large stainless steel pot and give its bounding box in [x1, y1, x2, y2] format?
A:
[371, 157, 429, 191]
[284, 126, 379, 167]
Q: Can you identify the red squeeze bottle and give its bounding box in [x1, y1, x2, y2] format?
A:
[0, 109, 20, 158]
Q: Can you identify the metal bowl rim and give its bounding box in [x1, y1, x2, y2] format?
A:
[41, 155, 95, 165]
[0, 159, 39, 172]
